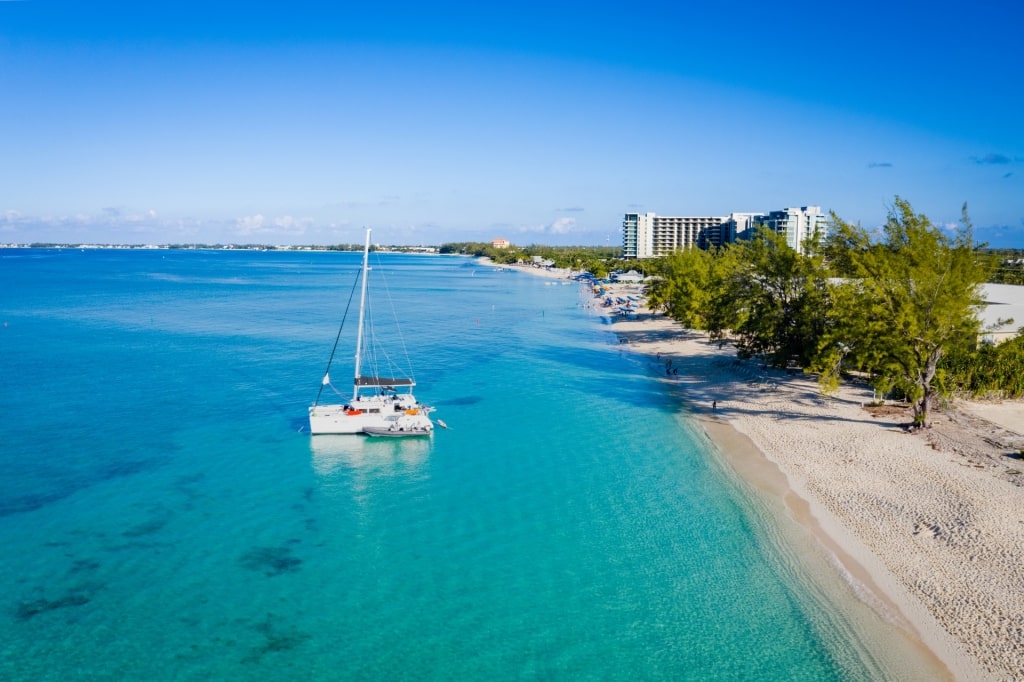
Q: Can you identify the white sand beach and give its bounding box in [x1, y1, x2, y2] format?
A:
[508, 260, 1024, 680]
[604, 296, 1024, 681]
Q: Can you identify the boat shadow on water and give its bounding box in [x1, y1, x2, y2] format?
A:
[309, 435, 431, 478]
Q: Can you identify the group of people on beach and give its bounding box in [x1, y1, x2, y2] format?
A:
[658, 353, 716, 411]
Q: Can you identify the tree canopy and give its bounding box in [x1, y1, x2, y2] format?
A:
[647, 197, 1002, 429]
[812, 198, 992, 426]
[728, 228, 830, 368]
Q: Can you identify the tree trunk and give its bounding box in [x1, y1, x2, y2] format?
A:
[913, 347, 943, 429]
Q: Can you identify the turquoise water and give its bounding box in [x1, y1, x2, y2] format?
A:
[1, 248, 901, 680]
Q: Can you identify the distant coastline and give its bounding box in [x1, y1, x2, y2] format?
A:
[0, 243, 441, 253]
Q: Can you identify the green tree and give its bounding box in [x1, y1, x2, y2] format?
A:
[813, 198, 993, 427]
[728, 228, 830, 367]
[939, 333, 1024, 400]
[702, 245, 745, 341]
[647, 247, 714, 328]
[646, 245, 745, 339]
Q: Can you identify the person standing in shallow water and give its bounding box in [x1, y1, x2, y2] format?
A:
[712, 400, 717, 410]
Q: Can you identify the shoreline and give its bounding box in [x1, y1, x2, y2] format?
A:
[610, 307, 1024, 681]
[513, 262, 1024, 680]
[694, 414, 953, 680]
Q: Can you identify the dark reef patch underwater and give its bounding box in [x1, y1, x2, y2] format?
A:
[15, 591, 92, 621]
[239, 546, 303, 577]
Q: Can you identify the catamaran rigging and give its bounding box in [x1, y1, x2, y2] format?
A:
[308, 228, 434, 436]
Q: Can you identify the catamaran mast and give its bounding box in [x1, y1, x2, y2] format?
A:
[352, 228, 372, 401]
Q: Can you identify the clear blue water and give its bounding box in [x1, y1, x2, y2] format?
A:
[0, 248, 899, 680]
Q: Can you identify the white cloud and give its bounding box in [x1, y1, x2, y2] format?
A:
[513, 217, 579, 235]
[228, 214, 312, 238]
[0, 210, 21, 232]
[515, 223, 547, 234]
[273, 215, 312, 234]
[550, 217, 576, 234]
[233, 214, 267, 236]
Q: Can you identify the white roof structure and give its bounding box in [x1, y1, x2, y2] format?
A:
[612, 270, 645, 283]
[978, 283, 1024, 343]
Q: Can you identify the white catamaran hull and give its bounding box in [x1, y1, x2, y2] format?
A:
[309, 397, 432, 436]
[308, 405, 387, 435]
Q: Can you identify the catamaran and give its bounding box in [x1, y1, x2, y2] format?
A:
[308, 229, 434, 436]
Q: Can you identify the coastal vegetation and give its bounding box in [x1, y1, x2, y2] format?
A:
[647, 197, 1021, 428]
[813, 200, 993, 427]
[939, 335, 1024, 399]
[440, 242, 625, 278]
[981, 248, 1024, 285]
[646, 228, 831, 368]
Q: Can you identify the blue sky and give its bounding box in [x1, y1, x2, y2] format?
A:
[2, 1, 1022, 246]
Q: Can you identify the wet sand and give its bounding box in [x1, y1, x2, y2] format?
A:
[505, 261, 1023, 680]
[605, 299, 1024, 681]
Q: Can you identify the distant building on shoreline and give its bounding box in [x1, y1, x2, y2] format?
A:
[492, 238, 511, 249]
[623, 206, 825, 259]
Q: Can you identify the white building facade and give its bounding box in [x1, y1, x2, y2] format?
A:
[622, 212, 728, 259]
[623, 206, 826, 258]
[755, 206, 826, 253]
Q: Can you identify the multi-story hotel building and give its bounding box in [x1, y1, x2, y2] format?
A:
[623, 206, 825, 258]
[758, 207, 827, 252]
[622, 212, 728, 259]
